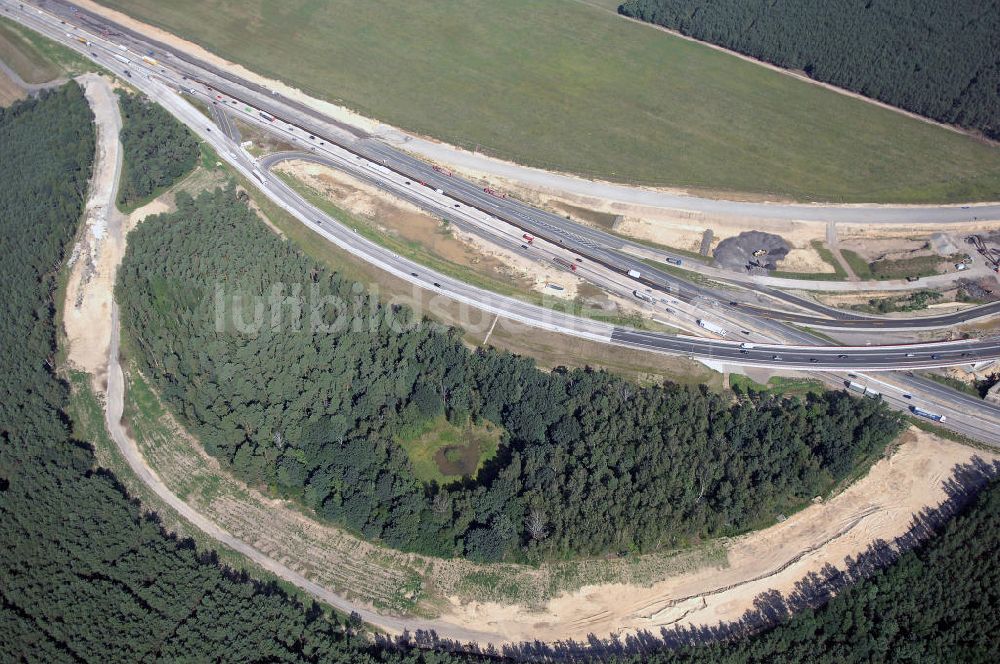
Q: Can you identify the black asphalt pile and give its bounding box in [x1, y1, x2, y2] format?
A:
[713, 230, 789, 273]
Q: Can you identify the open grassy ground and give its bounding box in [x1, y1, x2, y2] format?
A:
[0, 15, 98, 79]
[0, 67, 24, 106]
[396, 415, 502, 485]
[94, 0, 1000, 203]
[0, 18, 62, 83]
[729, 374, 828, 399]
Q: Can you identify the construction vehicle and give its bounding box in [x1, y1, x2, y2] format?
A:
[554, 257, 577, 272]
[967, 235, 1000, 272]
[911, 406, 946, 423]
[752, 249, 767, 257]
[697, 319, 727, 336]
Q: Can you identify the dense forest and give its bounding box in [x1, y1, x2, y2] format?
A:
[1, 82, 997, 664]
[0, 82, 401, 664]
[118, 187, 903, 562]
[618, 0, 1000, 140]
[116, 90, 199, 207]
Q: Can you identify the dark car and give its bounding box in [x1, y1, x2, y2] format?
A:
[433, 282, 441, 288]
[931, 354, 941, 360]
[520, 244, 528, 249]
[837, 354, 848, 359]
[410, 272, 418, 277]
[809, 358, 819, 363]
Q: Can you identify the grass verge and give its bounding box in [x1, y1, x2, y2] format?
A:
[729, 374, 827, 399]
[0, 15, 100, 78]
[841, 249, 875, 280]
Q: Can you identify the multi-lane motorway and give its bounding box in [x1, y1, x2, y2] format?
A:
[7, 0, 1000, 441]
[30, 0, 1000, 335]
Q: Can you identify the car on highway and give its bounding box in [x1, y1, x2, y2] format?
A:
[410, 272, 418, 277]
[931, 353, 941, 360]
[575, 257, 583, 263]
[903, 393, 913, 399]
[739, 349, 749, 355]
[809, 358, 819, 363]
[772, 354, 782, 360]
[905, 353, 916, 357]
[433, 282, 441, 288]
[520, 244, 528, 249]
[837, 354, 848, 359]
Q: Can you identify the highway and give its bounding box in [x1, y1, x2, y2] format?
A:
[7, 0, 999, 443]
[30, 0, 1000, 334]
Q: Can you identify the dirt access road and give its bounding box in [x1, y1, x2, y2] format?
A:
[67, 77, 997, 652]
[69, 73, 502, 646]
[63, 72, 124, 382]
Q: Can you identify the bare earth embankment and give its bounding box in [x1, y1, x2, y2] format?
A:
[59, 65, 997, 652]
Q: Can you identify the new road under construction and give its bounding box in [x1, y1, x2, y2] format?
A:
[8, 0, 1000, 442]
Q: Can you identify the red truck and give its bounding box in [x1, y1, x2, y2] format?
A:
[554, 257, 577, 272]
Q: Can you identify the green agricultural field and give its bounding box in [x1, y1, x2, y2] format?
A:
[95, 0, 1000, 202]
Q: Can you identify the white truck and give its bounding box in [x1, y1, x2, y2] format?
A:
[627, 269, 641, 279]
[697, 319, 727, 337]
[846, 381, 880, 399]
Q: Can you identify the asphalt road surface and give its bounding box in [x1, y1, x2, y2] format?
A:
[31, 0, 1000, 333]
[10, 0, 999, 444]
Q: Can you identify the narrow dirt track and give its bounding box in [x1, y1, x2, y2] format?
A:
[71, 75, 996, 652]
[78, 72, 503, 646]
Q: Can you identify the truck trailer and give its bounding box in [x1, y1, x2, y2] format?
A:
[697, 319, 727, 336]
[911, 406, 946, 423]
[554, 257, 577, 272]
